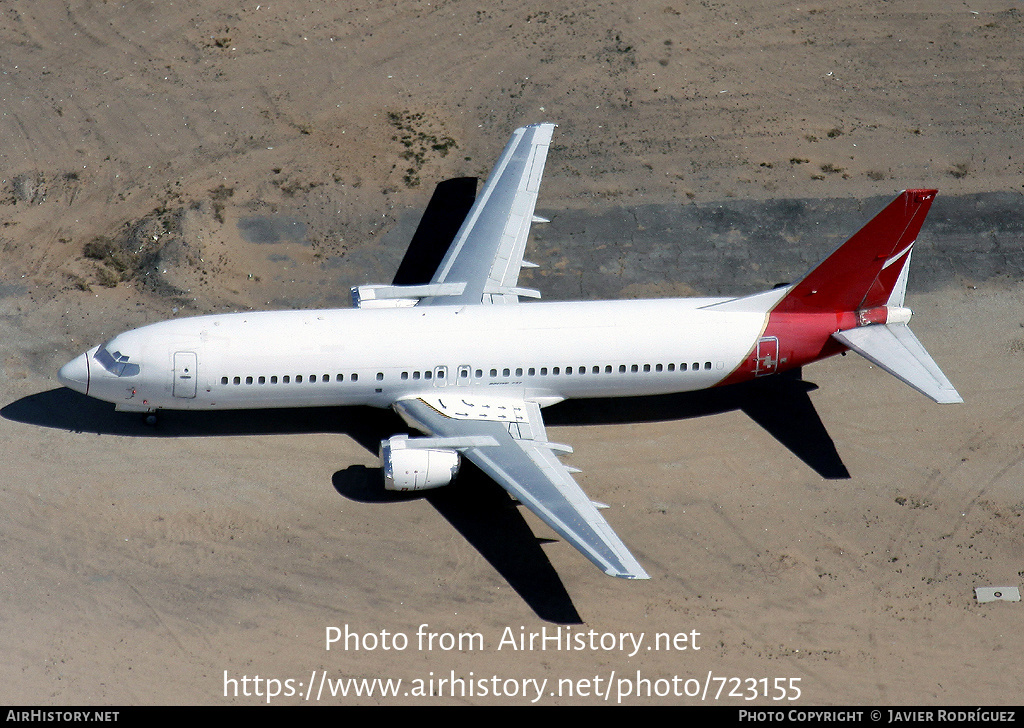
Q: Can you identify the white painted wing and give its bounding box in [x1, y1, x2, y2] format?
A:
[832, 323, 963, 404]
[421, 123, 555, 306]
[393, 394, 650, 579]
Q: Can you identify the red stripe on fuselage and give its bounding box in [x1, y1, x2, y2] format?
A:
[716, 310, 856, 387]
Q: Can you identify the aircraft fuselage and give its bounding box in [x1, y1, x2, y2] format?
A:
[58, 296, 811, 413]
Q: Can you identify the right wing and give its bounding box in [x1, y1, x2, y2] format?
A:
[350, 123, 555, 309]
[393, 394, 650, 579]
[421, 123, 555, 306]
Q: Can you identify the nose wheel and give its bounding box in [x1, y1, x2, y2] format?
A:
[144, 413, 158, 426]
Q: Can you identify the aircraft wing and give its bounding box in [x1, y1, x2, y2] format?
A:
[420, 123, 555, 306]
[393, 394, 650, 579]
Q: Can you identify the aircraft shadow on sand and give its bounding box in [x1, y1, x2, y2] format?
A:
[3, 371, 846, 623]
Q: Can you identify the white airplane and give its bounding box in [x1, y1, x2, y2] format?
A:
[58, 123, 961, 580]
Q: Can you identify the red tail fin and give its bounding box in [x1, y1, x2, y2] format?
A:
[775, 190, 937, 315]
[716, 190, 947, 390]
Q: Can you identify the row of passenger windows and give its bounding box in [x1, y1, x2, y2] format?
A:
[218, 362, 717, 386]
[460, 362, 716, 378]
[221, 373, 361, 385]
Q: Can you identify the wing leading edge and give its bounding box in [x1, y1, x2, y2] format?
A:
[393, 394, 650, 579]
[421, 123, 555, 306]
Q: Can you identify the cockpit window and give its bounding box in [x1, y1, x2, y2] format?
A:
[95, 343, 140, 377]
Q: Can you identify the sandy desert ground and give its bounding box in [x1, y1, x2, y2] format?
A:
[1, 0, 1023, 705]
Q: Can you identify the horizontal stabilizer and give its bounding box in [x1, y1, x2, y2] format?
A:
[832, 323, 962, 404]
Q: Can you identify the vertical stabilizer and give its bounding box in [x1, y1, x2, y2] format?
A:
[776, 189, 936, 315]
[790, 189, 961, 404]
[713, 190, 961, 404]
[886, 248, 913, 308]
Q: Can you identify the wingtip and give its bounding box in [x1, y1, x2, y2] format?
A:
[521, 121, 558, 132]
[610, 566, 651, 580]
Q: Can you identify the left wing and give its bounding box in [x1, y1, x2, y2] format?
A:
[420, 123, 555, 306]
[393, 394, 650, 579]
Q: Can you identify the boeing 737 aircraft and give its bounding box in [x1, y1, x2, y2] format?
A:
[58, 123, 961, 580]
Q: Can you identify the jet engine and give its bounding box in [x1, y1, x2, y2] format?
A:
[380, 435, 461, 491]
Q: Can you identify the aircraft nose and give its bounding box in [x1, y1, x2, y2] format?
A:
[58, 352, 90, 395]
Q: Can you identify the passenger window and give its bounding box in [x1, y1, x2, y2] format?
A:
[631, 365, 638, 373]
[283, 375, 290, 383]
[221, 377, 228, 385]
[352, 373, 358, 382]
[528, 368, 535, 376]
[310, 375, 317, 383]
[655, 364, 662, 372]
[490, 369, 497, 377]
[704, 362, 712, 370]
[643, 364, 651, 372]
[336, 374, 343, 382]
[502, 368, 510, 377]
[296, 375, 303, 383]
[376, 372, 384, 381]
[401, 372, 409, 380]
[515, 368, 523, 376]
[619, 365, 626, 373]
[553, 367, 560, 375]
[246, 376, 253, 384]
[259, 376, 266, 384]
[272, 376, 279, 383]
[680, 363, 687, 371]
[540, 367, 548, 375]
[667, 364, 675, 372]
[413, 371, 420, 380]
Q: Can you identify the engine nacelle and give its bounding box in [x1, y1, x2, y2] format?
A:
[380, 435, 461, 491]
